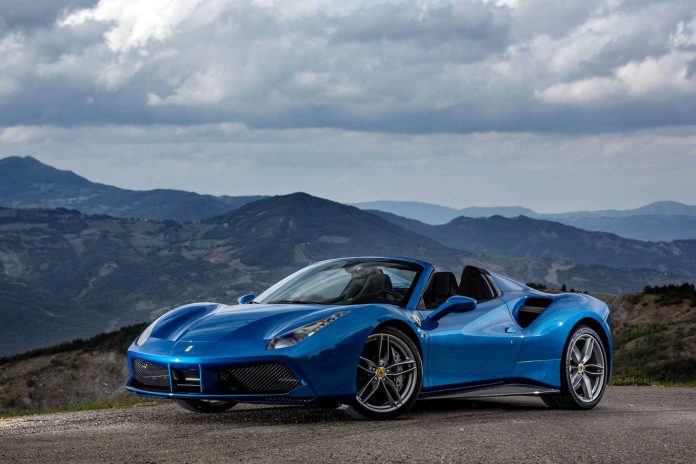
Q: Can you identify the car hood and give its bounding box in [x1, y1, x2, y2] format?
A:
[167, 303, 344, 344]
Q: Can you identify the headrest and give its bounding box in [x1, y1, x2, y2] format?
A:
[459, 266, 493, 301]
[431, 272, 458, 298]
[360, 273, 393, 295]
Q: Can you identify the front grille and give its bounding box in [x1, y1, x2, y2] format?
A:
[217, 363, 300, 394]
[132, 359, 169, 390]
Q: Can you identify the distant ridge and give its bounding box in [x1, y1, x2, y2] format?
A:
[0, 156, 265, 220]
[354, 199, 696, 241]
[2, 156, 694, 239]
[370, 210, 696, 276]
[352, 200, 536, 224]
[549, 201, 696, 219]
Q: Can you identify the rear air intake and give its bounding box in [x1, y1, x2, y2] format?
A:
[132, 359, 169, 390]
[217, 363, 300, 394]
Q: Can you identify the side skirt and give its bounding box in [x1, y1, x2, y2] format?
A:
[427, 383, 559, 400]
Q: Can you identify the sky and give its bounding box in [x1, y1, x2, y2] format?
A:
[0, 0, 695, 212]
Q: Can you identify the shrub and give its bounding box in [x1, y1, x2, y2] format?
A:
[643, 283, 696, 306]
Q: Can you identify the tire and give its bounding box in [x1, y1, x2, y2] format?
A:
[543, 325, 608, 410]
[344, 327, 423, 420]
[176, 399, 237, 413]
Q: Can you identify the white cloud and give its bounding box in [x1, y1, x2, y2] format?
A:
[61, 0, 204, 52]
[0, 125, 42, 143]
[672, 15, 696, 48]
[537, 77, 624, 104]
[618, 51, 695, 96]
[538, 51, 696, 104]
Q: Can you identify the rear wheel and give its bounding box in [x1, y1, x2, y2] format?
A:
[344, 327, 423, 420]
[543, 326, 607, 410]
[176, 399, 237, 413]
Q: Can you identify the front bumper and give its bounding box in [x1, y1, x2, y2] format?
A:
[125, 356, 319, 404]
[124, 308, 385, 404]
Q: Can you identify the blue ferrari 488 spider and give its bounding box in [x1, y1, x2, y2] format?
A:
[126, 257, 612, 419]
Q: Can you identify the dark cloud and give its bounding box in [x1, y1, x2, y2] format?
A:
[0, 0, 694, 134]
[331, 1, 511, 50]
[0, 0, 97, 32]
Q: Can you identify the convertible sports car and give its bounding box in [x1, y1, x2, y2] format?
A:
[126, 257, 612, 419]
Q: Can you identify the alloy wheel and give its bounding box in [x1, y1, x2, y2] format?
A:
[355, 333, 419, 413]
[568, 333, 605, 403]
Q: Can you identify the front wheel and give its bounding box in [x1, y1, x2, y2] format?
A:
[176, 399, 237, 413]
[543, 326, 607, 410]
[344, 327, 423, 420]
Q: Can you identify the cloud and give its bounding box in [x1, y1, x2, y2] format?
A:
[0, 0, 97, 33]
[61, 0, 204, 52]
[0, 0, 693, 134]
[537, 51, 696, 103]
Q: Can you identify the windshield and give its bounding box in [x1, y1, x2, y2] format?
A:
[254, 259, 423, 307]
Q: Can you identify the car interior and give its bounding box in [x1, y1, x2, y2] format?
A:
[334, 266, 410, 305]
[339, 267, 393, 301]
[421, 266, 501, 309]
[332, 264, 502, 309]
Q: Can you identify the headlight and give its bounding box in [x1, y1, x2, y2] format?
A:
[267, 312, 347, 350]
[136, 315, 165, 346]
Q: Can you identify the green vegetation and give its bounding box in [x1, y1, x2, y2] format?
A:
[610, 376, 696, 387]
[612, 323, 667, 347]
[0, 323, 147, 366]
[608, 286, 696, 385]
[643, 283, 696, 306]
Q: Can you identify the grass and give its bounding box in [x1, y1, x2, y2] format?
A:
[610, 377, 696, 388]
[0, 397, 158, 419]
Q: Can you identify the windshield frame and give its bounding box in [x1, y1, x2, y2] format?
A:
[253, 257, 430, 309]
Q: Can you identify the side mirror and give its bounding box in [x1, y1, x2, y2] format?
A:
[237, 294, 256, 305]
[424, 296, 477, 324]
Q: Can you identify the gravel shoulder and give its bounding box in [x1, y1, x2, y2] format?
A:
[1, 386, 695, 463]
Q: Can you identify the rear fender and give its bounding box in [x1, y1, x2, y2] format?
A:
[513, 294, 610, 360]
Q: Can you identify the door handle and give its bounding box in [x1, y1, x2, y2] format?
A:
[505, 326, 518, 333]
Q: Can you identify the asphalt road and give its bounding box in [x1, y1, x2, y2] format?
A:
[1, 386, 695, 463]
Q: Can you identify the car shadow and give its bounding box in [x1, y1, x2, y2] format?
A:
[412, 396, 550, 413]
[167, 396, 550, 426]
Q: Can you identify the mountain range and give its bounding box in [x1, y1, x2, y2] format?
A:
[352, 201, 537, 224]
[1, 155, 696, 356]
[353, 200, 696, 241]
[0, 193, 691, 356]
[3, 156, 696, 241]
[370, 211, 696, 276]
[0, 156, 264, 221]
